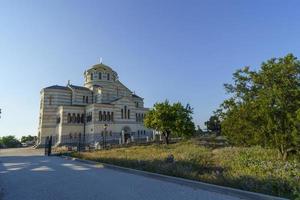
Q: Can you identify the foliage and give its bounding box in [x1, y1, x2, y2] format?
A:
[195, 125, 204, 135]
[220, 54, 300, 159]
[144, 100, 195, 144]
[21, 135, 37, 143]
[204, 113, 221, 135]
[0, 135, 21, 148]
[71, 140, 300, 199]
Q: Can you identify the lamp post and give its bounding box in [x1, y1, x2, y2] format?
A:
[103, 123, 108, 149]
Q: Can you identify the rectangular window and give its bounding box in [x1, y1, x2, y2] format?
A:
[83, 96, 85, 103]
[99, 72, 102, 79]
[107, 73, 110, 80]
[121, 109, 123, 119]
[86, 96, 88, 103]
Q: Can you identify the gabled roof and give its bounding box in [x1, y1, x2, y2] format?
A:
[68, 84, 91, 91]
[44, 85, 71, 91]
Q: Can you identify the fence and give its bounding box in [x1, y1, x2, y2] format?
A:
[41, 133, 182, 155]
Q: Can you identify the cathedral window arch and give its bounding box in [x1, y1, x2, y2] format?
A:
[99, 111, 102, 121]
[72, 113, 76, 123]
[124, 106, 127, 119]
[107, 111, 110, 121]
[77, 114, 80, 123]
[49, 95, 53, 105]
[81, 114, 84, 123]
[67, 113, 71, 123]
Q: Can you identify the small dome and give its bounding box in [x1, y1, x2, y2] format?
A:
[87, 63, 113, 72]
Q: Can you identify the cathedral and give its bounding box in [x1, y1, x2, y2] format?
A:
[37, 62, 152, 147]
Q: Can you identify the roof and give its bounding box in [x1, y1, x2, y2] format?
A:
[110, 97, 123, 102]
[68, 84, 91, 91]
[132, 94, 143, 99]
[44, 85, 71, 90]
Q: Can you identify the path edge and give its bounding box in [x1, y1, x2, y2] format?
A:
[59, 155, 287, 200]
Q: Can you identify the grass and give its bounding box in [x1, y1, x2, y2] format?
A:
[70, 140, 300, 199]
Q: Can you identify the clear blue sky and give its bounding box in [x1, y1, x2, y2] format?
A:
[1, 0, 300, 138]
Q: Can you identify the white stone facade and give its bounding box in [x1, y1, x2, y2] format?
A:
[37, 63, 152, 146]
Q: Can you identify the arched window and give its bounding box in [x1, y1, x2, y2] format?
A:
[107, 112, 110, 121]
[49, 96, 53, 105]
[67, 113, 71, 123]
[72, 113, 76, 123]
[98, 72, 102, 79]
[121, 109, 123, 119]
[128, 109, 130, 119]
[103, 111, 106, 121]
[107, 73, 110, 80]
[124, 106, 127, 119]
[99, 111, 102, 121]
[90, 73, 93, 80]
[81, 114, 84, 123]
[77, 114, 80, 123]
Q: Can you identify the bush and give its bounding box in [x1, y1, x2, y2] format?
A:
[0, 135, 21, 148]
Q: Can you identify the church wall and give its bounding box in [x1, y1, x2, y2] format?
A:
[38, 88, 72, 145]
[70, 89, 93, 105]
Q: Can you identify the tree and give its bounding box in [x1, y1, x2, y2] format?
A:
[196, 125, 204, 135]
[21, 135, 37, 143]
[0, 135, 21, 148]
[205, 113, 221, 135]
[144, 100, 195, 144]
[220, 54, 300, 159]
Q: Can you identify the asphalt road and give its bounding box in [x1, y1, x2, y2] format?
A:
[0, 148, 241, 200]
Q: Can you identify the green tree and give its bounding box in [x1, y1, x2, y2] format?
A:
[144, 100, 195, 144]
[220, 54, 300, 159]
[0, 135, 21, 148]
[21, 135, 36, 143]
[205, 113, 221, 135]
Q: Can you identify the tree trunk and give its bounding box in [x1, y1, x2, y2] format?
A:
[163, 132, 170, 145]
[164, 131, 170, 145]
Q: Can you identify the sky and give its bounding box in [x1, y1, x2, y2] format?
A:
[0, 0, 300, 138]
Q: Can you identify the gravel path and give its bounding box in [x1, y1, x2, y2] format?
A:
[0, 148, 241, 200]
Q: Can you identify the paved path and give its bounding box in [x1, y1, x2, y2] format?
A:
[0, 148, 241, 200]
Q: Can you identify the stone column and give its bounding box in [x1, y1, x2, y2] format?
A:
[121, 130, 125, 144]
